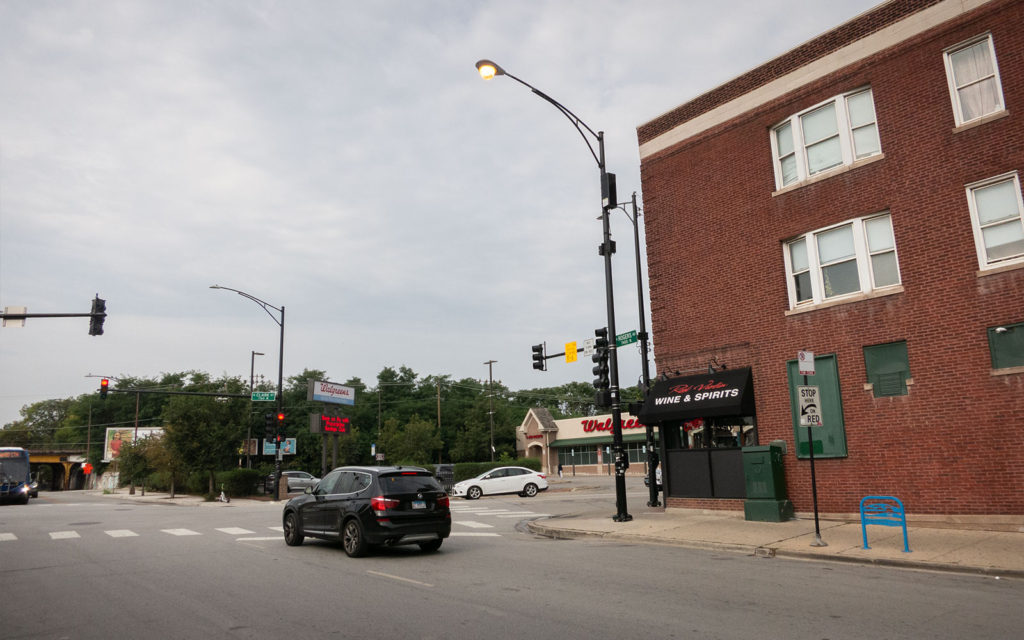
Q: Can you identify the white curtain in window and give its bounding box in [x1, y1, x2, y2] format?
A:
[975, 179, 1019, 224]
[951, 40, 1000, 121]
[802, 104, 841, 174]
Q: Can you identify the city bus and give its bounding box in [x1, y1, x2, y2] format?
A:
[0, 447, 32, 504]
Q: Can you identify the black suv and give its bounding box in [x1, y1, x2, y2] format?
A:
[282, 466, 451, 557]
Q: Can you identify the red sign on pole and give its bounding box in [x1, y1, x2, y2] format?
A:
[82, 463, 93, 475]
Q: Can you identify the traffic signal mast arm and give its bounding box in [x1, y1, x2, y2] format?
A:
[0, 295, 107, 335]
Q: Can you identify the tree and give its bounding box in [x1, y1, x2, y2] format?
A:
[147, 435, 187, 498]
[118, 436, 155, 494]
[161, 374, 248, 495]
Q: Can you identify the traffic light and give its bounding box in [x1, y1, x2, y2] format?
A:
[276, 412, 285, 441]
[531, 343, 546, 371]
[264, 413, 275, 439]
[99, 378, 109, 400]
[88, 295, 106, 336]
[592, 328, 610, 406]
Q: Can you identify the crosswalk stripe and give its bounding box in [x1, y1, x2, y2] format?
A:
[455, 520, 493, 529]
[105, 530, 139, 538]
[161, 528, 201, 536]
[449, 532, 501, 537]
[50, 531, 80, 540]
[216, 527, 255, 535]
[0, 533, 17, 541]
[497, 513, 548, 518]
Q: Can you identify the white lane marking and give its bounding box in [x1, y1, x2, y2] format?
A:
[50, 531, 80, 540]
[498, 513, 549, 518]
[367, 570, 433, 588]
[236, 536, 280, 542]
[0, 533, 17, 541]
[216, 527, 255, 535]
[268, 526, 283, 532]
[161, 528, 201, 536]
[105, 530, 139, 537]
[449, 532, 501, 537]
[455, 520, 494, 529]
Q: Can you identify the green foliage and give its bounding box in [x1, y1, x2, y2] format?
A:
[0, 364, 643, 490]
[217, 468, 262, 497]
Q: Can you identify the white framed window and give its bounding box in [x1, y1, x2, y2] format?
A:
[966, 172, 1024, 269]
[944, 34, 1005, 126]
[771, 88, 881, 190]
[783, 213, 900, 309]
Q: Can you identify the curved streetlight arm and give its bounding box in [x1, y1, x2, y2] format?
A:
[478, 61, 602, 169]
[210, 285, 282, 327]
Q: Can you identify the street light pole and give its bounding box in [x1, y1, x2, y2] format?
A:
[484, 360, 497, 461]
[476, 59, 631, 521]
[210, 285, 285, 500]
[615, 192, 659, 507]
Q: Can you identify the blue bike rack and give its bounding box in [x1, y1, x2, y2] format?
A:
[860, 495, 911, 552]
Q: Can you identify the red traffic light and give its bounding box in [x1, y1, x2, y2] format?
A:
[276, 412, 285, 422]
[99, 378, 109, 399]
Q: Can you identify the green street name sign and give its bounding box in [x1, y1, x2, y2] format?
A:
[616, 330, 638, 347]
[251, 391, 276, 402]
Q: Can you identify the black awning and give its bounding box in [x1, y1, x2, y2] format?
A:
[637, 367, 754, 423]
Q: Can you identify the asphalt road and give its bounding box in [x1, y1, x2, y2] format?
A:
[1, 487, 1020, 639]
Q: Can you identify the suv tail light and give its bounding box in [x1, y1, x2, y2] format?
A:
[436, 494, 450, 508]
[371, 495, 400, 514]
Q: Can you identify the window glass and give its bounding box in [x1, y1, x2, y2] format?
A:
[379, 473, 442, 494]
[988, 323, 1024, 369]
[969, 174, 1024, 266]
[784, 213, 899, 309]
[351, 472, 371, 493]
[946, 35, 1004, 125]
[772, 89, 880, 189]
[817, 225, 855, 263]
[790, 239, 812, 303]
[975, 179, 1018, 224]
[316, 470, 343, 495]
[865, 215, 894, 250]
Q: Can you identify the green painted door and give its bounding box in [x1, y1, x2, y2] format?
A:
[787, 354, 848, 458]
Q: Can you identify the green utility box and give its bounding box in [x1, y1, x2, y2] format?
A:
[742, 442, 793, 522]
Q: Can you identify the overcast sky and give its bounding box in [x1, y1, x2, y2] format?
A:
[0, 0, 881, 427]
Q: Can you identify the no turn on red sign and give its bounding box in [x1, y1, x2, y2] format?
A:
[798, 350, 815, 376]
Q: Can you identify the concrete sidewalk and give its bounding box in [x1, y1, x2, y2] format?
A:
[528, 488, 1024, 579]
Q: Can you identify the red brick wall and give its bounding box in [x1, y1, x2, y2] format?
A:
[640, 0, 1024, 515]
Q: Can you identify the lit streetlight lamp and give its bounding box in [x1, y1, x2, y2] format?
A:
[476, 59, 631, 522]
[210, 285, 285, 500]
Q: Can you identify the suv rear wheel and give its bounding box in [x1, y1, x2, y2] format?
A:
[342, 518, 368, 557]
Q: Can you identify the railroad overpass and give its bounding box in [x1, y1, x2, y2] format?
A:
[24, 448, 90, 491]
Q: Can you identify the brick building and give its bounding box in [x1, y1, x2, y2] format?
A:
[636, 0, 1023, 515]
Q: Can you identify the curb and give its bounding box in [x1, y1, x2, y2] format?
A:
[525, 518, 1024, 580]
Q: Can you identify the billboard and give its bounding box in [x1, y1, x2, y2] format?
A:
[103, 427, 164, 462]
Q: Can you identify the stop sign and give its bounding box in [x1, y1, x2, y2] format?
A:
[82, 463, 93, 475]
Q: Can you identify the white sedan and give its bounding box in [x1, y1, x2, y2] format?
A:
[452, 466, 549, 500]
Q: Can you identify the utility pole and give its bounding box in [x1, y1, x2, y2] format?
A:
[484, 360, 497, 461]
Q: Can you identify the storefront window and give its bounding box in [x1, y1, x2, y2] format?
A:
[662, 417, 756, 450]
[558, 446, 598, 466]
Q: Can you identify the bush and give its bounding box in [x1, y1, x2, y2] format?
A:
[218, 468, 263, 497]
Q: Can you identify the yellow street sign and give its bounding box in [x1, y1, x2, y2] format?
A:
[566, 342, 577, 363]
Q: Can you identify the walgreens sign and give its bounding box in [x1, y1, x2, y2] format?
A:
[581, 417, 646, 433]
